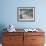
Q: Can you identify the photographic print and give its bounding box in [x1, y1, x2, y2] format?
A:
[17, 7, 35, 22]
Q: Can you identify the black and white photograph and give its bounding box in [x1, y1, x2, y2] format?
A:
[17, 7, 35, 22]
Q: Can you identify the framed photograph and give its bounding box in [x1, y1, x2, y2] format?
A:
[17, 7, 35, 22]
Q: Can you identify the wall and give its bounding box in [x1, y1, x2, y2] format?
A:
[0, 0, 46, 30]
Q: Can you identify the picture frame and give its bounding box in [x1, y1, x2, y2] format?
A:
[17, 7, 35, 22]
